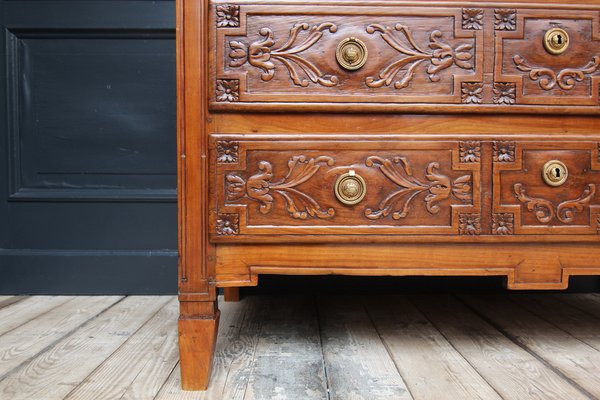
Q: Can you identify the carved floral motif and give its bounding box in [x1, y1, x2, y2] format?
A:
[492, 213, 514, 235]
[459, 213, 482, 235]
[493, 82, 516, 104]
[217, 213, 239, 235]
[216, 79, 239, 102]
[226, 155, 335, 219]
[217, 141, 239, 163]
[514, 183, 596, 224]
[493, 141, 516, 163]
[216, 5, 240, 28]
[494, 9, 516, 31]
[514, 55, 600, 91]
[461, 82, 483, 104]
[459, 141, 481, 163]
[462, 9, 483, 30]
[365, 24, 474, 89]
[229, 23, 339, 87]
[364, 156, 472, 220]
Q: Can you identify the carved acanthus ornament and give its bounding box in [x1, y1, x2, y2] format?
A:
[364, 156, 472, 220]
[493, 141, 516, 163]
[459, 213, 482, 235]
[492, 213, 514, 235]
[514, 183, 596, 224]
[459, 141, 481, 163]
[365, 24, 474, 89]
[514, 55, 600, 91]
[226, 156, 336, 219]
[493, 82, 516, 104]
[216, 213, 239, 235]
[229, 23, 339, 87]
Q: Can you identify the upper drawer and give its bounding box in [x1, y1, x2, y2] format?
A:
[210, 3, 600, 113]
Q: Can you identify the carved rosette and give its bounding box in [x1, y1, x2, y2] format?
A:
[216, 79, 239, 102]
[217, 213, 239, 235]
[365, 24, 474, 90]
[514, 55, 600, 91]
[459, 141, 481, 163]
[492, 213, 514, 235]
[462, 9, 483, 30]
[514, 183, 597, 224]
[225, 155, 336, 219]
[461, 82, 483, 104]
[229, 23, 339, 87]
[364, 156, 472, 220]
[494, 9, 516, 31]
[493, 141, 516, 163]
[216, 5, 240, 28]
[459, 213, 482, 235]
[217, 141, 239, 164]
[493, 82, 516, 104]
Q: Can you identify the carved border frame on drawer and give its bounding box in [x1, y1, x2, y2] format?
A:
[209, 135, 481, 241]
[493, 141, 600, 235]
[211, 5, 483, 108]
[494, 9, 600, 106]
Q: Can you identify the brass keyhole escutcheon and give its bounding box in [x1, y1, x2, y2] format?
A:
[335, 170, 366, 205]
[542, 160, 568, 187]
[544, 28, 569, 55]
[336, 37, 368, 71]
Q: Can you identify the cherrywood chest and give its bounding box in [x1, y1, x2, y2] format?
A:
[177, 0, 600, 389]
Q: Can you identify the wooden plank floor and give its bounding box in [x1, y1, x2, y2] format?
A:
[2, 294, 600, 399]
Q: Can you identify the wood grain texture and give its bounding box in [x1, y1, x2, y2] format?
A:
[180, 0, 600, 390]
[243, 296, 328, 400]
[0, 296, 24, 310]
[0, 296, 171, 400]
[414, 295, 589, 400]
[364, 295, 502, 400]
[0, 296, 122, 379]
[317, 296, 413, 400]
[0, 296, 74, 336]
[64, 298, 179, 400]
[461, 294, 600, 398]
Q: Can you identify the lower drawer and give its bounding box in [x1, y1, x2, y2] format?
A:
[209, 135, 600, 242]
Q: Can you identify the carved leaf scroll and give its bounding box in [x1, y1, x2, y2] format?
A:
[364, 156, 472, 220]
[365, 24, 474, 90]
[226, 156, 336, 220]
[229, 23, 339, 87]
[514, 183, 596, 224]
[514, 55, 600, 91]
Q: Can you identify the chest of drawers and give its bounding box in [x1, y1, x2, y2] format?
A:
[177, 0, 600, 389]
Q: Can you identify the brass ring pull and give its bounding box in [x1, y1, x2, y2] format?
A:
[335, 170, 366, 205]
[336, 37, 368, 71]
[542, 160, 568, 187]
[544, 28, 569, 55]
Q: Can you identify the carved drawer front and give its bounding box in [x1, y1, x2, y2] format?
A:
[493, 141, 600, 235]
[212, 4, 482, 108]
[496, 10, 600, 107]
[210, 136, 481, 241]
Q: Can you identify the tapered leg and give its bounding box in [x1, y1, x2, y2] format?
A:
[178, 301, 220, 390]
[223, 287, 240, 302]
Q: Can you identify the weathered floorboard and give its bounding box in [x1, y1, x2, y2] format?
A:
[461, 294, 600, 399]
[0, 296, 74, 336]
[0, 296, 171, 400]
[243, 296, 328, 400]
[0, 296, 122, 379]
[64, 298, 179, 400]
[0, 296, 24, 310]
[365, 295, 501, 400]
[318, 296, 412, 400]
[415, 295, 588, 400]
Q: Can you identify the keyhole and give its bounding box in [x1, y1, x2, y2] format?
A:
[555, 167, 561, 178]
[556, 34, 562, 44]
